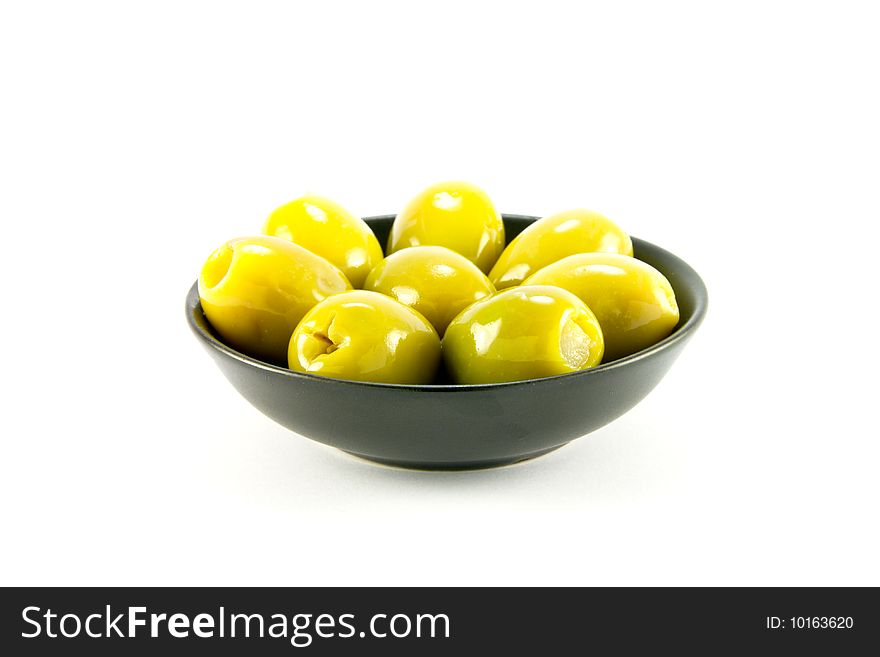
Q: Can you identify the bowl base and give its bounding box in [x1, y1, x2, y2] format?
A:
[340, 444, 567, 471]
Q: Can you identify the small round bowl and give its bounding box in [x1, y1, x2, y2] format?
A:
[186, 215, 707, 470]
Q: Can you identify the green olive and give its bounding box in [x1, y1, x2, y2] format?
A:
[288, 290, 441, 384]
[263, 194, 383, 288]
[489, 209, 633, 288]
[442, 285, 604, 384]
[199, 236, 352, 364]
[364, 246, 495, 335]
[387, 181, 504, 274]
[525, 253, 680, 361]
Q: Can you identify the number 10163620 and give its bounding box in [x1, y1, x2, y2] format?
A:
[766, 616, 854, 630]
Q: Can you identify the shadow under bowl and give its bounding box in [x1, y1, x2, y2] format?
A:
[186, 214, 708, 470]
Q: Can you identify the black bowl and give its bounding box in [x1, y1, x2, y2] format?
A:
[186, 215, 708, 470]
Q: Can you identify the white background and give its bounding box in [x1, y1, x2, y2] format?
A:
[2, 1, 878, 586]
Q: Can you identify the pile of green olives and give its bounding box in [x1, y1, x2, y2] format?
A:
[197, 182, 680, 385]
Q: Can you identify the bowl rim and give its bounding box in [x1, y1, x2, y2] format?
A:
[186, 214, 708, 392]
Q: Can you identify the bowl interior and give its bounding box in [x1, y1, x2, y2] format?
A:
[188, 214, 707, 388]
